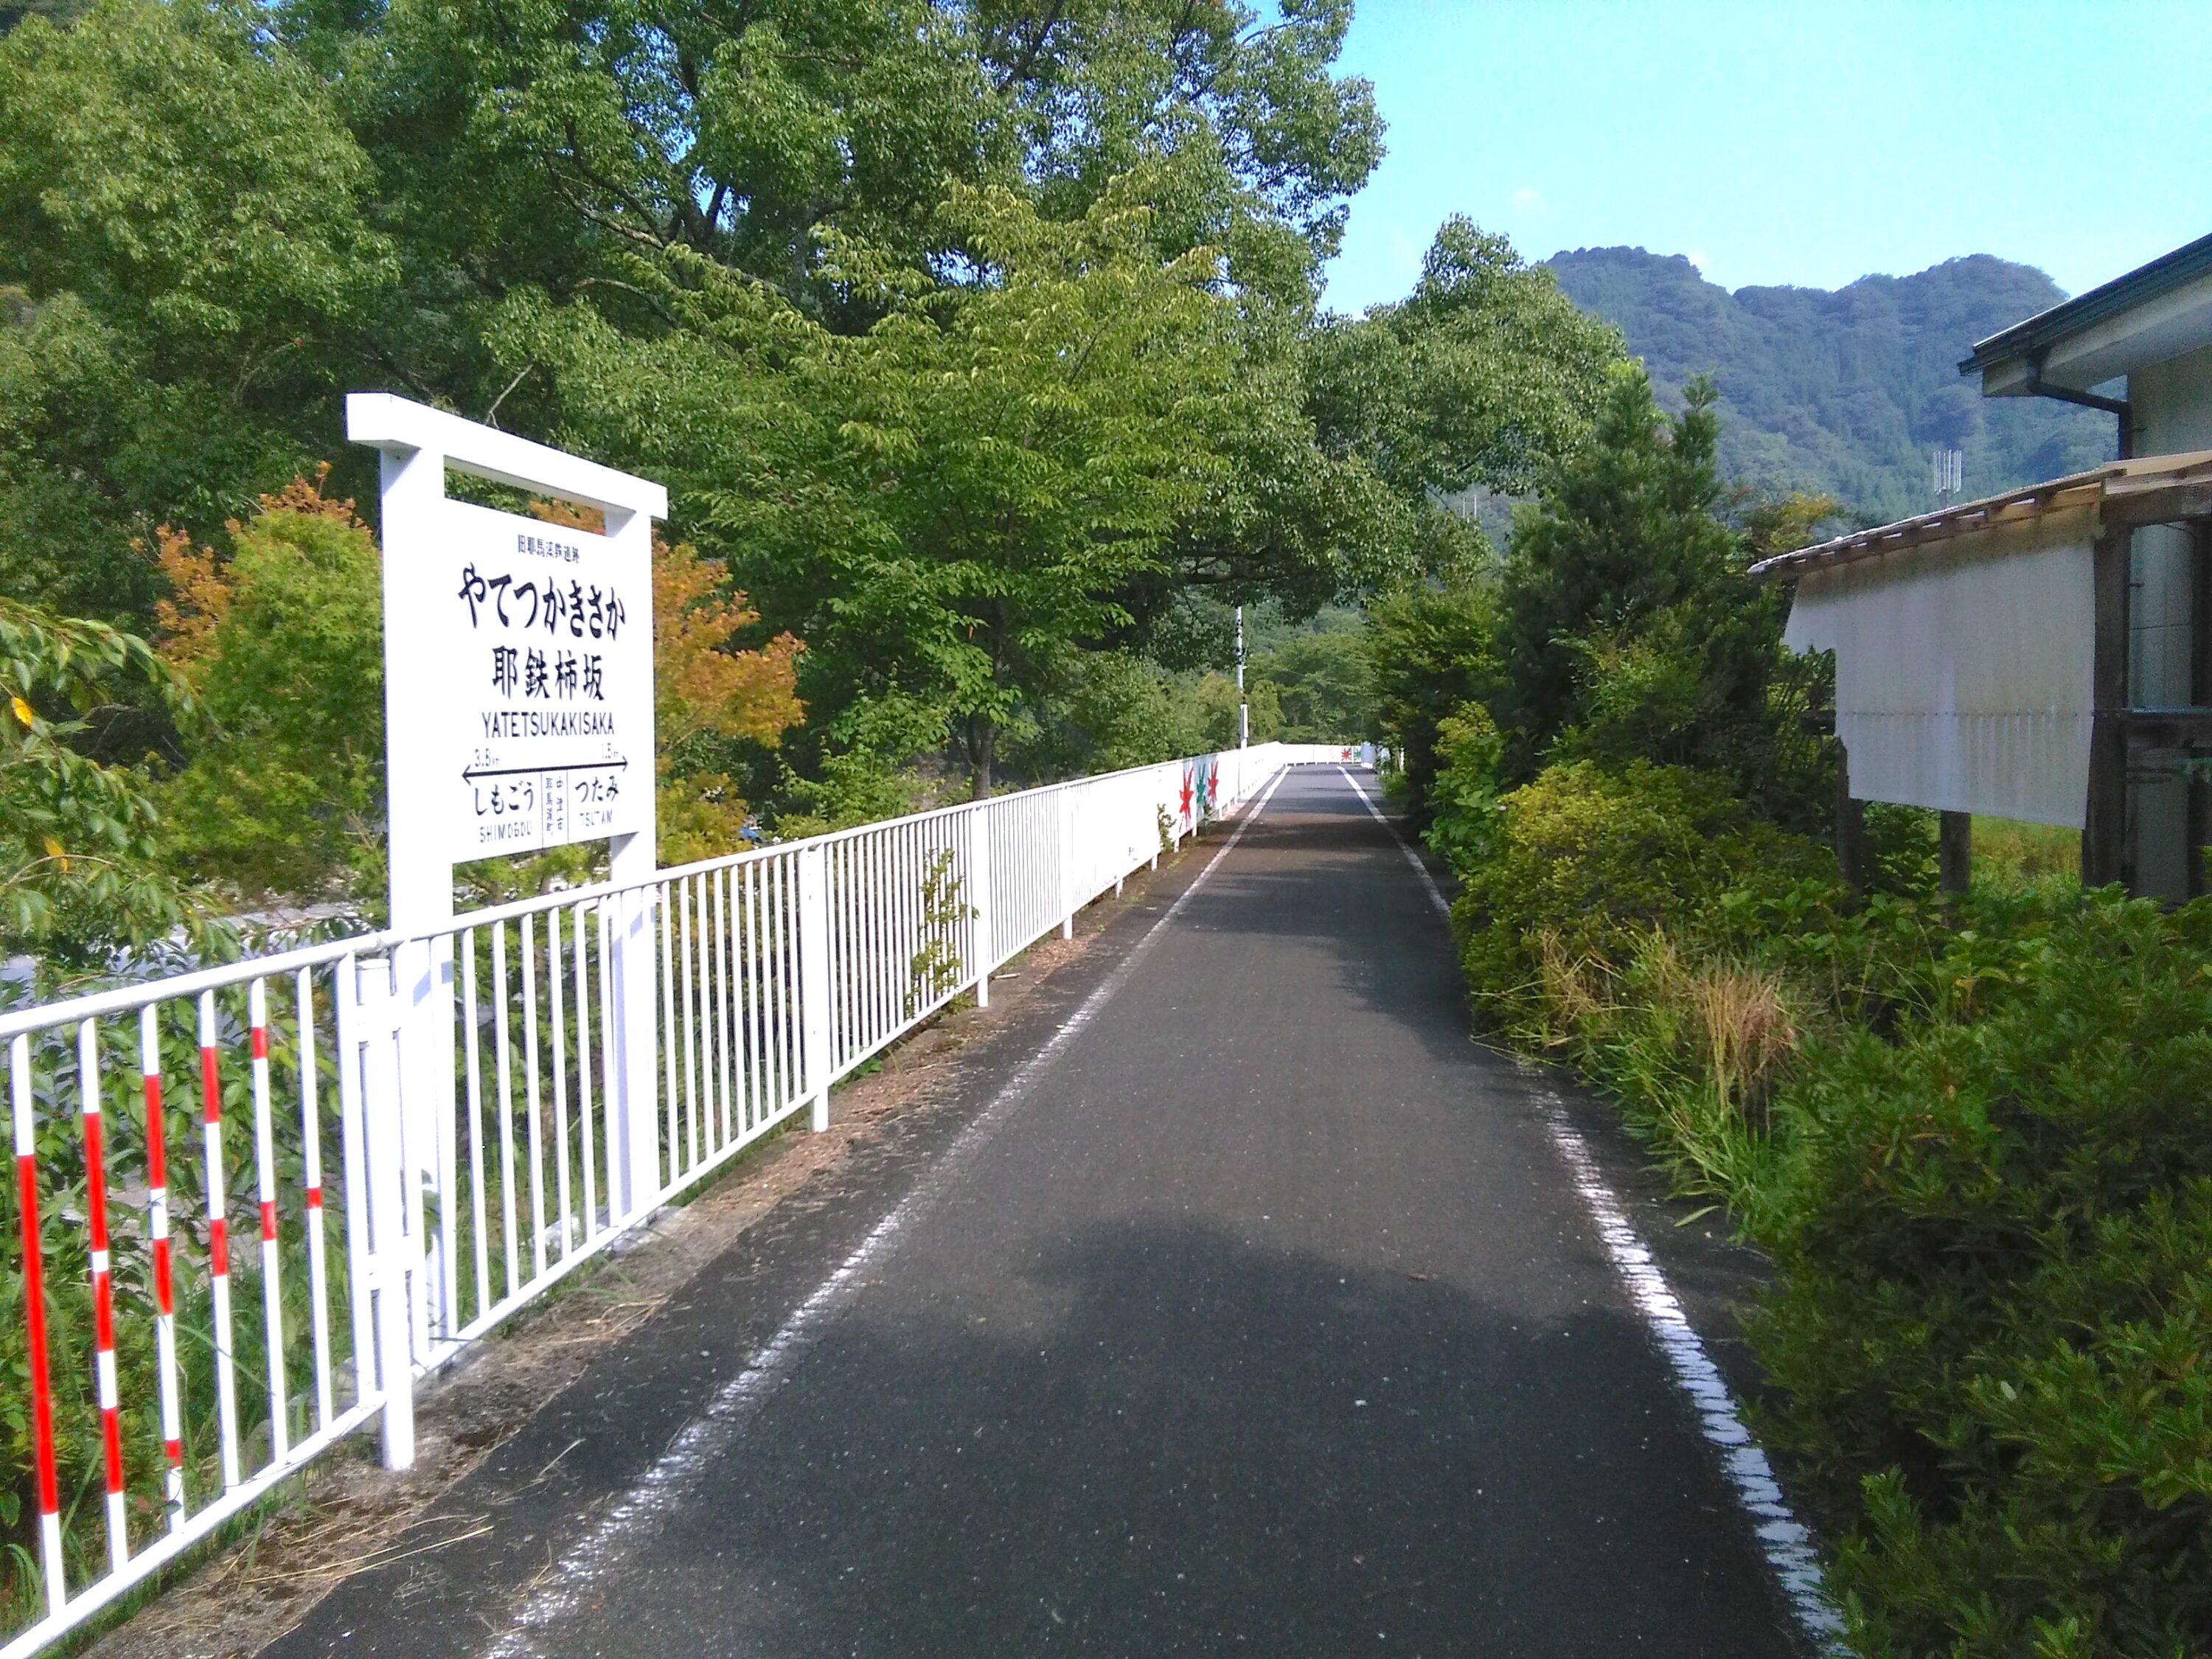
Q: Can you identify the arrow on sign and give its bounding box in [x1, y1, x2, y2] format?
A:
[462, 757, 630, 783]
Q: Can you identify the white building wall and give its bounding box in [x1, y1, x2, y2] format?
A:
[2124, 345, 2212, 898]
[2132, 342, 2212, 455]
[1783, 509, 2097, 827]
[2127, 346, 2211, 706]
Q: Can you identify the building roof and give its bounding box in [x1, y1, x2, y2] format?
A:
[1748, 447, 2212, 580]
[1959, 232, 2212, 394]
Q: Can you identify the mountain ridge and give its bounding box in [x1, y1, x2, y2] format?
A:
[1544, 245, 2116, 522]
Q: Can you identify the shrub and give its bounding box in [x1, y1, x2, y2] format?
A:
[1749, 893, 2212, 1656]
[1449, 758, 1831, 1038]
[1444, 752, 2212, 1649]
[1419, 701, 1503, 879]
[155, 478, 385, 901]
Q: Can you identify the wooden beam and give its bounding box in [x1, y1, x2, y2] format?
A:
[2123, 708, 2212, 745]
[2101, 482, 2212, 529]
[2084, 525, 2132, 888]
[1835, 746, 1867, 894]
[1939, 810, 1972, 896]
[2194, 524, 2212, 900]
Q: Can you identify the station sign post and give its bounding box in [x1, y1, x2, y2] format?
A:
[347, 397, 669, 1384]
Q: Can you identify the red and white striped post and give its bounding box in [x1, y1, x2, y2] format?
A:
[248, 980, 289, 1462]
[77, 1021, 128, 1573]
[297, 967, 335, 1432]
[199, 990, 242, 1491]
[13, 1034, 66, 1617]
[140, 1006, 186, 1528]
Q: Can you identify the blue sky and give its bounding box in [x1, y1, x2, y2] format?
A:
[1321, 1, 2212, 314]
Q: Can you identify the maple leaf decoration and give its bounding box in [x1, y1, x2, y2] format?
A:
[1178, 776, 1194, 816]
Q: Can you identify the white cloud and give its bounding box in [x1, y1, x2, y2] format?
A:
[1687, 249, 1708, 270]
[1510, 187, 1545, 212]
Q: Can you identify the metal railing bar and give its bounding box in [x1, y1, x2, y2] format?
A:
[0, 1397, 383, 1659]
[573, 902, 599, 1245]
[0, 932, 386, 1046]
[460, 935, 490, 1332]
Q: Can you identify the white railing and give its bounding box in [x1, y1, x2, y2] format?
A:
[0, 740, 1360, 1655]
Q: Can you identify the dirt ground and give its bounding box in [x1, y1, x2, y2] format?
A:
[76, 851, 1181, 1659]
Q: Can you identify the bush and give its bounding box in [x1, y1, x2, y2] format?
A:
[0, 594, 187, 961]
[1750, 894, 2212, 1657]
[1444, 745, 2212, 1649]
[1449, 758, 1832, 1039]
[1419, 702, 1503, 879]
[155, 479, 385, 901]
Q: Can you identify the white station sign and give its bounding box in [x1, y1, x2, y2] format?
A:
[435, 499, 652, 860]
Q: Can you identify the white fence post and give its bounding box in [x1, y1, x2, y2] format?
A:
[798, 843, 833, 1132]
[1058, 787, 1077, 939]
[967, 806, 994, 1008]
[353, 957, 416, 1470]
[603, 493, 662, 1219]
[606, 876, 662, 1220]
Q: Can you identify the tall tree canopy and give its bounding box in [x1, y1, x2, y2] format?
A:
[0, 0, 1406, 798]
[1308, 216, 1624, 574]
[0, 0, 1638, 923]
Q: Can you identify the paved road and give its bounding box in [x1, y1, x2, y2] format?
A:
[278, 768, 1809, 1658]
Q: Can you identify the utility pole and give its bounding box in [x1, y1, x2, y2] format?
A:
[1236, 604, 1248, 748]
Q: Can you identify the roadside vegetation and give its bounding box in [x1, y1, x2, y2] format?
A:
[1368, 363, 2212, 1657]
[1, 3, 2195, 1654]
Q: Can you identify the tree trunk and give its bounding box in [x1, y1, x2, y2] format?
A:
[967, 719, 995, 801]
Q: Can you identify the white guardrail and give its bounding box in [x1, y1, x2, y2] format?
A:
[0, 741, 1364, 1655]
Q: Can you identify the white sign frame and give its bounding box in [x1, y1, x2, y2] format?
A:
[348, 394, 669, 1232]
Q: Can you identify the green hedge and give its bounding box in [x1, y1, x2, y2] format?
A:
[1444, 758, 2212, 1657]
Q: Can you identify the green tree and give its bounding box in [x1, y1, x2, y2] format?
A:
[0, 0, 1404, 833]
[1309, 218, 1623, 574]
[279, 0, 1380, 338]
[1002, 650, 1211, 780]
[519, 180, 1238, 798]
[1194, 668, 1280, 751]
[0, 596, 185, 959]
[0, 1, 396, 622]
[1360, 577, 1500, 824]
[1495, 365, 1828, 829]
[1142, 304, 1410, 636]
[1250, 613, 1372, 741]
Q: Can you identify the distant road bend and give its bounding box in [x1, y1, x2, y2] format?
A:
[275, 766, 1837, 1658]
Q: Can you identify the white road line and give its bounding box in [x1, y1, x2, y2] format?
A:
[481, 767, 1294, 1658]
[1334, 765, 1846, 1649]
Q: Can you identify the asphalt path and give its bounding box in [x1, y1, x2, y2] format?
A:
[275, 766, 1812, 1658]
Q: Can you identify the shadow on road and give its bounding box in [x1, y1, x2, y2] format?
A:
[560, 1215, 1804, 1658]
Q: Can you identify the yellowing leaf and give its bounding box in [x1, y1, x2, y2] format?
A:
[41, 838, 68, 872]
[10, 697, 32, 727]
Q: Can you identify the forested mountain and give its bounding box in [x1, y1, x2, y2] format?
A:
[1545, 246, 2116, 523]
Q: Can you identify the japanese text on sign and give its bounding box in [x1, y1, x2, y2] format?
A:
[417, 503, 651, 860]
